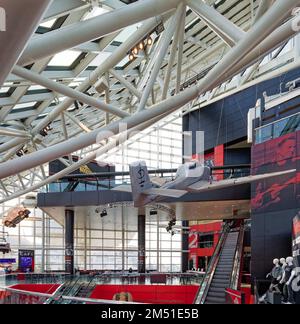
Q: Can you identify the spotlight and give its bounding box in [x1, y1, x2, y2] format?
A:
[100, 209, 108, 218]
[129, 53, 135, 61]
[39, 123, 52, 137]
[147, 36, 153, 46]
[133, 47, 138, 55]
[139, 42, 144, 50]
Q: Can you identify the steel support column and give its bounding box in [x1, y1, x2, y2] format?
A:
[138, 214, 146, 274]
[65, 209, 75, 275]
[182, 221, 189, 273]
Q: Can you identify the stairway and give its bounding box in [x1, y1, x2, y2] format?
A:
[205, 231, 239, 304]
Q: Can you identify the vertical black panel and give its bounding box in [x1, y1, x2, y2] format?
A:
[138, 215, 146, 274]
[182, 221, 189, 273]
[183, 67, 300, 152]
[65, 209, 74, 275]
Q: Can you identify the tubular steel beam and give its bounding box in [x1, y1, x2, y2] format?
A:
[12, 66, 129, 118]
[18, 0, 181, 66]
[137, 4, 184, 112]
[0, 0, 52, 86]
[187, 0, 246, 46]
[30, 15, 171, 136]
[0, 0, 298, 181]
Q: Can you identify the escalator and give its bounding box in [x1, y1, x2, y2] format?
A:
[44, 276, 97, 304]
[194, 221, 245, 304]
[44, 277, 81, 304]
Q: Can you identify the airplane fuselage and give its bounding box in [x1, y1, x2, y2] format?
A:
[145, 163, 211, 204]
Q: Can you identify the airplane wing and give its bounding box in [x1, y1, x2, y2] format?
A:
[188, 169, 296, 192]
[113, 185, 132, 193]
[150, 176, 168, 187]
[113, 185, 187, 198]
[142, 188, 187, 198]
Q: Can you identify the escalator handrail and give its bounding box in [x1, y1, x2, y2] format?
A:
[229, 224, 245, 291]
[193, 223, 231, 304]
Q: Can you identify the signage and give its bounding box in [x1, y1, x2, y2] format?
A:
[18, 250, 34, 273]
[0, 258, 16, 264]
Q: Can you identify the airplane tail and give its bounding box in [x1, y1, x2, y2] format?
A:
[129, 161, 153, 207]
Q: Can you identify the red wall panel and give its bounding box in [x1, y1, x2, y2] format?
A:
[189, 222, 222, 268]
[90, 285, 198, 304]
[11, 284, 60, 294]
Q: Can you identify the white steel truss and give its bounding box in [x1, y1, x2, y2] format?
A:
[0, 0, 299, 203]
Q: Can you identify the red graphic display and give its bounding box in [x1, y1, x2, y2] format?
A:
[251, 133, 300, 212]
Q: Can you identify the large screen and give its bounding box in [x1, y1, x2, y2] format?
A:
[251, 132, 300, 213]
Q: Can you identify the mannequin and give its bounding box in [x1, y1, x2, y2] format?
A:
[259, 259, 283, 303]
[280, 258, 287, 270]
[281, 257, 296, 304]
[267, 259, 283, 292]
[279, 258, 287, 300]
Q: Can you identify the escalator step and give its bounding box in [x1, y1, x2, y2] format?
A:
[205, 297, 226, 304]
[207, 292, 226, 299]
[210, 283, 227, 289]
[209, 288, 226, 294]
[212, 280, 228, 286]
[214, 270, 231, 274]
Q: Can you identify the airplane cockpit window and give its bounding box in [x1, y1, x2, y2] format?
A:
[175, 165, 185, 179]
[188, 162, 197, 170]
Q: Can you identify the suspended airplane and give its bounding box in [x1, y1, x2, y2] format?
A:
[113, 160, 296, 207]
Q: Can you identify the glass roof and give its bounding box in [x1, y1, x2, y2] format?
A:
[48, 50, 83, 67]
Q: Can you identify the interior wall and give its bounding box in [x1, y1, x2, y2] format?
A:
[251, 131, 300, 280]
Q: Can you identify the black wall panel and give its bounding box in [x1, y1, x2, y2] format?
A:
[183, 67, 300, 152]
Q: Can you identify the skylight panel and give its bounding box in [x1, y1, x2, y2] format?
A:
[12, 102, 37, 110]
[48, 50, 82, 67]
[39, 18, 56, 28]
[28, 85, 46, 91]
[0, 87, 9, 93]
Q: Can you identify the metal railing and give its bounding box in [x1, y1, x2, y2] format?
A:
[255, 111, 300, 144]
[193, 222, 231, 304]
[0, 272, 71, 287]
[0, 286, 142, 305]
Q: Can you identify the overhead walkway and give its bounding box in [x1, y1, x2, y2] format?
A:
[194, 221, 245, 304]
